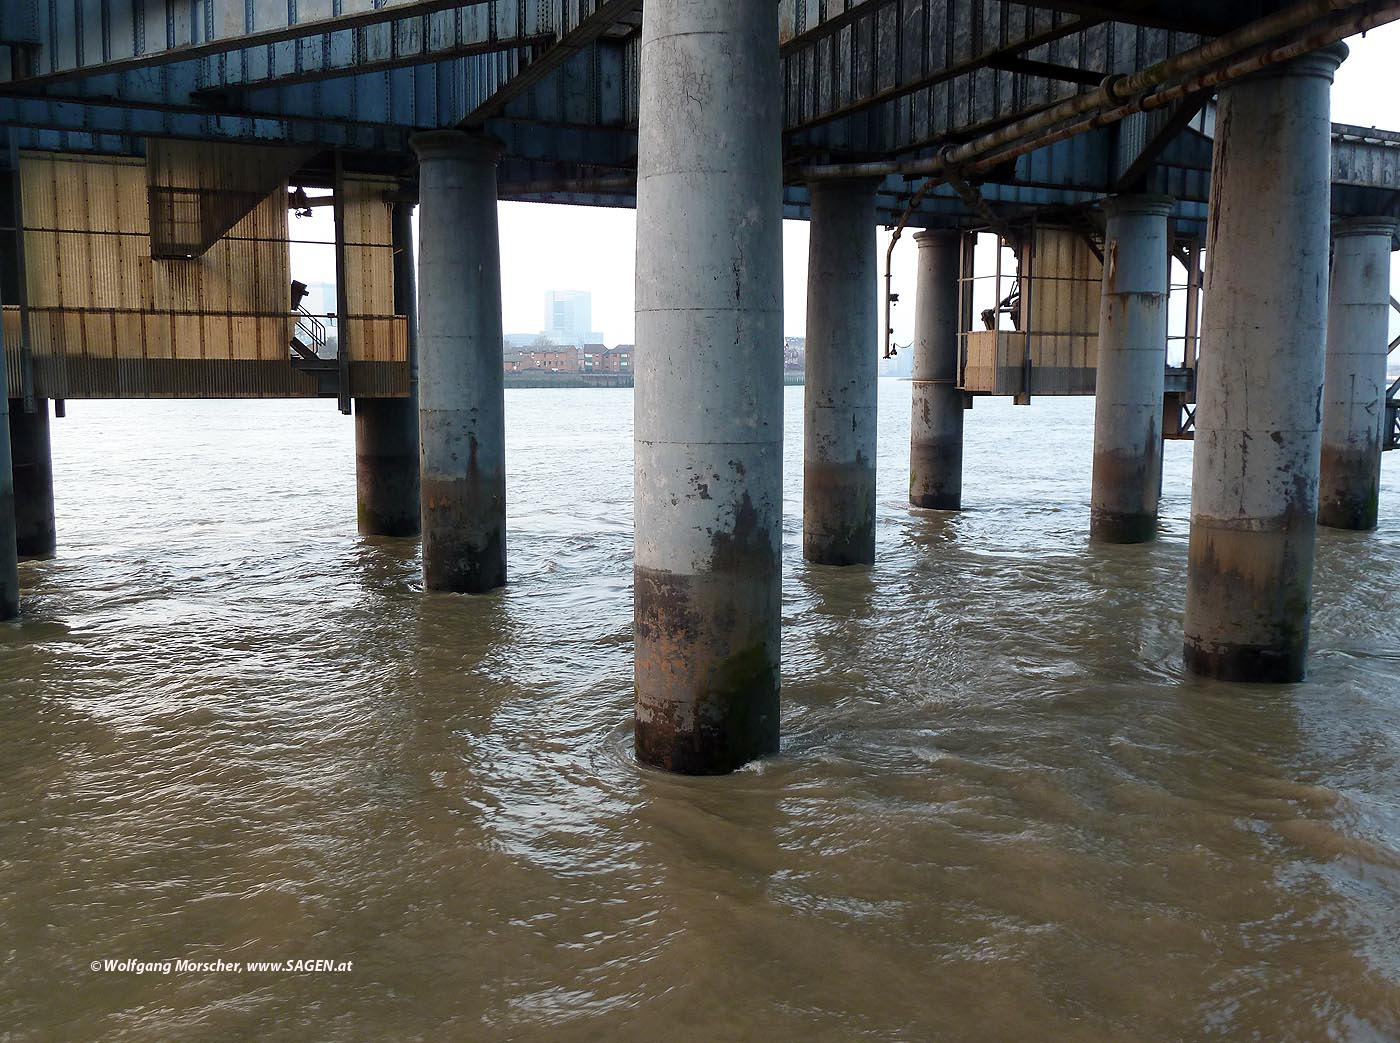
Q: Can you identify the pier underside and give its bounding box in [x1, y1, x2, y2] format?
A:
[0, 0, 1396, 769]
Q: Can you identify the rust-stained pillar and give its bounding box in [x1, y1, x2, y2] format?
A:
[410, 131, 506, 593]
[1183, 45, 1346, 683]
[634, 0, 783, 774]
[1319, 218, 1397, 531]
[804, 179, 878, 566]
[354, 202, 421, 539]
[9, 399, 54, 558]
[909, 229, 964, 510]
[1090, 196, 1173, 543]
[0, 384, 18, 618]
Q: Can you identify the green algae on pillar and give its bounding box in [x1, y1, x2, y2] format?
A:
[633, 0, 784, 773]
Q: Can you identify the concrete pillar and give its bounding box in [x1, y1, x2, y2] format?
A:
[410, 131, 506, 593]
[354, 202, 422, 538]
[0, 387, 17, 619]
[1183, 46, 1346, 683]
[355, 399, 420, 538]
[9, 399, 54, 558]
[634, 0, 783, 774]
[1090, 196, 1173, 543]
[804, 179, 878, 566]
[1319, 218, 1397, 531]
[909, 229, 964, 510]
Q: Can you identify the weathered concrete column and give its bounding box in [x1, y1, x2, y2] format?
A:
[804, 179, 878, 566]
[410, 131, 506, 593]
[909, 229, 964, 510]
[354, 202, 422, 538]
[1319, 218, 1397, 531]
[1183, 45, 1346, 683]
[0, 385, 18, 618]
[634, 0, 783, 774]
[1090, 196, 1173, 543]
[9, 400, 55, 558]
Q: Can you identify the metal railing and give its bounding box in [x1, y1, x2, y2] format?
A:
[1387, 297, 1400, 450]
[291, 306, 329, 362]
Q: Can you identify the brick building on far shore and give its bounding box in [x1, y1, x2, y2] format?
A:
[502, 342, 633, 376]
[599, 345, 633, 373]
[517, 346, 579, 373]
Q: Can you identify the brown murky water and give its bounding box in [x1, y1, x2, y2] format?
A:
[2, 386, 1399, 1041]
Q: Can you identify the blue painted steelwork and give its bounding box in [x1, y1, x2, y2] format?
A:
[0, 0, 1392, 230]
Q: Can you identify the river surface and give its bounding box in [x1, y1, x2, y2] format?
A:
[2, 383, 1399, 1041]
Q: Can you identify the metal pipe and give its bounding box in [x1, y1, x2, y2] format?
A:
[332, 149, 352, 417]
[8, 141, 33, 413]
[802, 0, 1390, 183]
[881, 179, 937, 361]
[880, 0, 1392, 195]
[1184, 244, 1201, 373]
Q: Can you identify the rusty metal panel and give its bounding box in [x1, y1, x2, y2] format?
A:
[12, 149, 335, 398]
[146, 140, 314, 259]
[1025, 224, 1099, 394]
[10, 151, 408, 399]
[1036, 225, 1097, 323]
[962, 329, 1010, 396]
[960, 226, 1100, 397]
[340, 174, 401, 366]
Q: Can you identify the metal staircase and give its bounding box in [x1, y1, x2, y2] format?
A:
[290, 307, 329, 366]
[289, 281, 339, 397]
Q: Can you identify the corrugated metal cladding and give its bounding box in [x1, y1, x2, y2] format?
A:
[5, 150, 408, 400]
[962, 226, 1101, 398]
[340, 174, 410, 399]
[146, 140, 316, 259]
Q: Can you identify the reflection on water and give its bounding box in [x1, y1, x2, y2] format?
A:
[2, 385, 1399, 1040]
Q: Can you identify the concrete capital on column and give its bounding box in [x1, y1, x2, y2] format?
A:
[1245, 41, 1347, 84]
[409, 129, 504, 165]
[1332, 216, 1400, 242]
[1099, 194, 1175, 220]
[913, 228, 962, 249]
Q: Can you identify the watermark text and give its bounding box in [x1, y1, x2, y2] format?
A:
[90, 958, 353, 975]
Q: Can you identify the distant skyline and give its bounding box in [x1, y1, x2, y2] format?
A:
[289, 25, 1400, 348]
[541, 289, 603, 346]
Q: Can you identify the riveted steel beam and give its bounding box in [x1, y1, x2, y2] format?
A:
[459, 0, 639, 126]
[4, 0, 495, 85]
